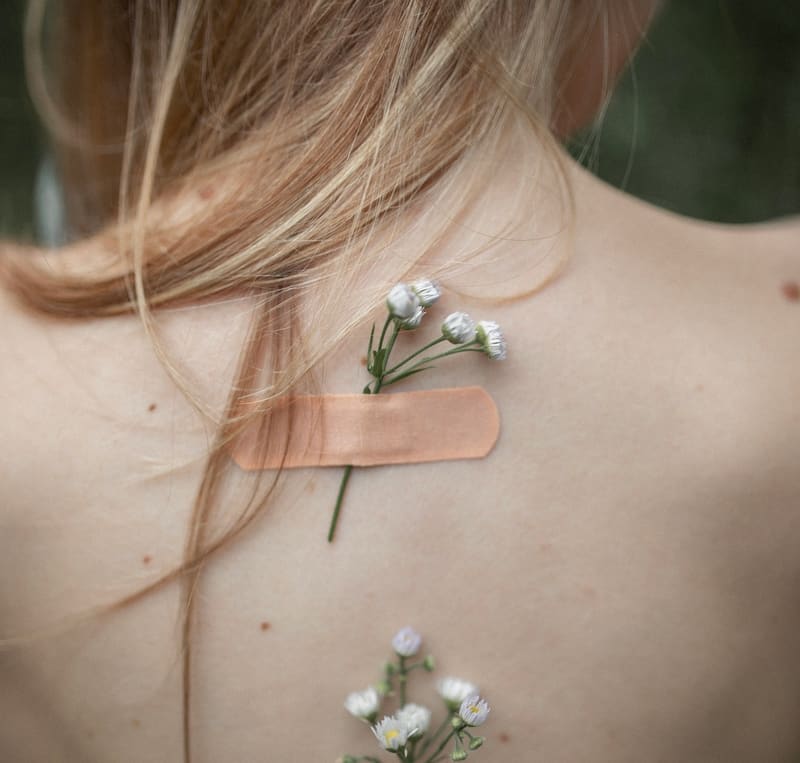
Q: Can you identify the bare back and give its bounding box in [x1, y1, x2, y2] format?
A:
[3, 165, 800, 762]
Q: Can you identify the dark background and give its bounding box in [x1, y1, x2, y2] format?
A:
[570, 0, 800, 224]
[2, 0, 800, 240]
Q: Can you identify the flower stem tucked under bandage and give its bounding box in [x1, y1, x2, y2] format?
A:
[230, 387, 499, 470]
[325, 281, 506, 542]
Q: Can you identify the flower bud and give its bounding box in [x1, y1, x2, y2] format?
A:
[423, 654, 435, 672]
[476, 320, 506, 360]
[451, 750, 468, 761]
[386, 283, 420, 320]
[376, 680, 391, 696]
[397, 703, 432, 737]
[411, 279, 441, 307]
[372, 715, 412, 751]
[344, 687, 381, 722]
[399, 305, 425, 330]
[384, 662, 397, 676]
[468, 737, 485, 750]
[458, 696, 490, 727]
[441, 312, 476, 344]
[437, 676, 479, 711]
[392, 626, 422, 657]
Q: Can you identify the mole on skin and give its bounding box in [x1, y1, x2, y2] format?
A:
[142, 555, 152, 565]
[147, 403, 157, 412]
[781, 281, 799, 302]
[260, 621, 271, 631]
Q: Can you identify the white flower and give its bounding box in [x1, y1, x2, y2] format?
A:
[411, 279, 441, 307]
[399, 305, 425, 330]
[372, 715, 412, 751]
[441, 312, 476, 344]
[344, 687, 380, 721]
[396, 703, 432, 737]
[391, 626, 422, 657]
[476, 320, 506, 360]
[387, 283, 420, 320]
[437, 676, 478, 710]
[458, 695, 490, 727]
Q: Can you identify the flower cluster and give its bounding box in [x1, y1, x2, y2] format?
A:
[328, 280, 507, 541]
[383, 280, 506, 361]
[340, 627, 492, 763]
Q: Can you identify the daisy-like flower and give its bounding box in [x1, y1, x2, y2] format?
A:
[344, 687, 380, 722]
[476, 320, 506, 360]
[372, 715, 412, 751]
[411, 279, 441, 307]
[458, 695, 491, 727]
[399, 305, 425, 330]
[396, 703, 432, 737]
[436, 676, 478, 711]
[386, 283, 420, 320]
[441, 311, 476, 344]
[391, 626, 422, 657]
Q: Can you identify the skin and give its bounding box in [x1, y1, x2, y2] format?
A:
[3, 2, 800, 761]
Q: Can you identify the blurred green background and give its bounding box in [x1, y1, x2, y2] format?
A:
[1, 0, 799, 241]
[571, 0, 800, 223]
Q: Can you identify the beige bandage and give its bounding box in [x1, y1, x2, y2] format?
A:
[230, 386, 499, 469]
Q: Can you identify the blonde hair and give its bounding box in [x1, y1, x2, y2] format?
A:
[4, 1, 610, 760]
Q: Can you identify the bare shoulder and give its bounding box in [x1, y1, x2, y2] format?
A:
[0, 244, 247, 525]
[0, 247, 145, 522]
[512, 185, 800, 564]
[0, 247, 60, 499]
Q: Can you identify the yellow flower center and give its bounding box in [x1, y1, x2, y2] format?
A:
[385, 729, 400, 743]
[468, 704, 480, 714]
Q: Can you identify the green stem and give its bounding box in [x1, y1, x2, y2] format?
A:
[382, 343, 483, 387]
[419, 727, 458, 763]
[328, 320, 400, 542]
[398, 655, 407, 708]
[384, 336, 447, 375]
[381, 322, 401, 379]
[327, 464, 353, 542]
[377, 314, 393, 355]
[418, 715, 452, 755]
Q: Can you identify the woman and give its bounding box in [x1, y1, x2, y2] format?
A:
[3, 1, 800, 761]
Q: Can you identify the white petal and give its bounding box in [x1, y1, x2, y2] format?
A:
[411, 279, 441, 307]
[441, 312, 476, 344]
[399, 305, 425, 330]
[476, 320, 506, 360]
[436, 676, 478, 705]
[397, 703, 432, 736]
[391, 626, 422, 657]
[372, 715, 411, 750]
[387, 284, 420, 319]
[344, 687, 380, 719]
[458, 695, 491, 727]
